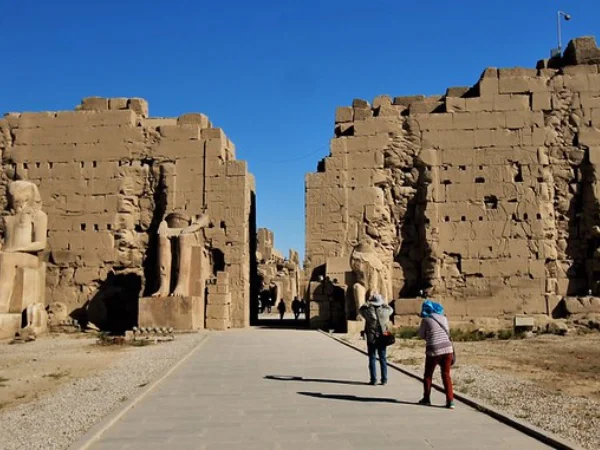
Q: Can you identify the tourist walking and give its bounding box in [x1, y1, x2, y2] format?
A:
[277, 299, 286, 320]
[291, 297, 301, 320]
[418, 300, 455, 409]
[299, 298, 306, 314]
[266, 296, 272, 313]
[358, 294, 393, 385]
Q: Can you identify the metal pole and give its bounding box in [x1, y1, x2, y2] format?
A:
[557, 10, 562, 53]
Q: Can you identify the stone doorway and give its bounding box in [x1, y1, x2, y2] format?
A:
[250, 287, 309, 329]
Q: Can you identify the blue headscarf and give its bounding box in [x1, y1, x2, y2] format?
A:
[421, 300, 444, 318]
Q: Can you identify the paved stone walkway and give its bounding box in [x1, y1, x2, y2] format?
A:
[85, 330, 551, 450]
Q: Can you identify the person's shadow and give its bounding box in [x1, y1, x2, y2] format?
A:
[264, 375, 368, 386]
[298, 392, 444, 407]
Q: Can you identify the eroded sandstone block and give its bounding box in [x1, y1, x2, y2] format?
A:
[0, 314, 20, 340]
[563, 36, 600, 66]
[138, 296, 203, 330]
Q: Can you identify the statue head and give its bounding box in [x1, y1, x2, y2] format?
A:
[8, 181, 42, 214]
[350, 240, 384, 270]
[350, 240, 388, 290]
[370, 204, 391, 223]
[166, 211, 190, 228]
[353, 241, 376, 255]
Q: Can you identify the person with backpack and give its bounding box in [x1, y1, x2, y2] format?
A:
[418, 300, 455, 409]
[358, 293, 393, 385]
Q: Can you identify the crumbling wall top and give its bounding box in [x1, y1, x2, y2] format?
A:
[77, 97, 149, 118]
[563, 36, 600, 66]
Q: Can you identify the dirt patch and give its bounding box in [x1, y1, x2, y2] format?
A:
[453, 334, 600, 400]
[0, 333, 129, 411]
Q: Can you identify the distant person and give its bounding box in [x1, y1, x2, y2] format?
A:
[418, 300, 455, 409]
[359, 293, 393, 386]
[266, 297, 272, 313]
[299, 298, 306, 314]
[291, 297, 301, 320]
[258, 298, 262, 314]
[277, 299, 286, 320]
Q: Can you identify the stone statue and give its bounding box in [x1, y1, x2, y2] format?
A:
[350, 241, 391, 314]
[25, 302, 47, 335]
[365, 204, 396, 254]
[47, 302, 69, 327]
[0, 181, 48, 313]
[151, 211, 210, 297]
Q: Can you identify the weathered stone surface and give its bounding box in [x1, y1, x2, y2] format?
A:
[0, 314, 21, 340]
[47, 302, 69, 327]
[445, 86, 470, 97]
[305, 36, 600, 328]
[560, 296, 600, 314]
[138, 296, 204, 330]
[0, 97, 256, 336]
[335, 107, 353, 124]
[562, 36, 600, 66]
[177, 113, 211, 128]
[546, 319, 569, 335]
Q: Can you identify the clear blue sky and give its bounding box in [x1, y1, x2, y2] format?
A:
[0, 1, 598, 262]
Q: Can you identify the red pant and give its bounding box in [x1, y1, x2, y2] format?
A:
[423, 353, 454, 403]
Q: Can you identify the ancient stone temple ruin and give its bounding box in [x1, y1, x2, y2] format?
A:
[305, 37, 600, 328]
[0, 97, 256, 338]
[4, 37, 600, 339]
[256, 228, 302, 312]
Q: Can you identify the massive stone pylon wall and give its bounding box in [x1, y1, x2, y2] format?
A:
[305, 37, 600, 325]
[0, 97, 255, 330]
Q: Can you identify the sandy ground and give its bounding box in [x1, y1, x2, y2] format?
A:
[0, 332, 203, 450]
[0, 333, 134, 411]
[387, 333, 600, 400]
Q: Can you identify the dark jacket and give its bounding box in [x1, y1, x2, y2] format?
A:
[291, 299, 300, 312]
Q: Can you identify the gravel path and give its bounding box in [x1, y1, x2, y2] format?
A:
[343, 335, 600, 450]
[0, 333, 205, 450]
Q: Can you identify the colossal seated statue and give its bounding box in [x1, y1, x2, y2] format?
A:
[350, 241, 391, 315]
[25, 302, 47, 335]
[151, 211, 210, 298]
[0, 181, 47, 314]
